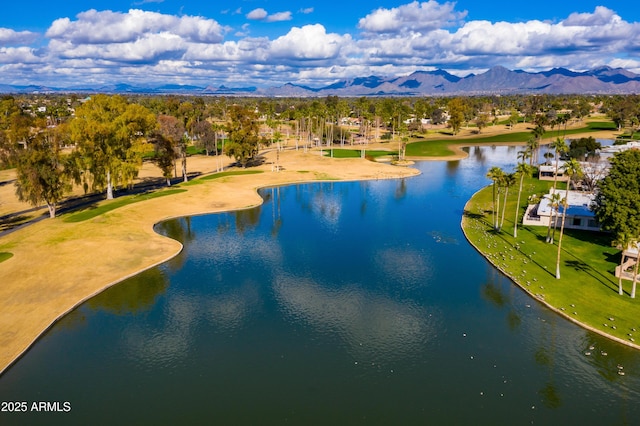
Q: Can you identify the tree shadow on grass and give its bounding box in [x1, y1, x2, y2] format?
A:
[604, 250, 621, 266]
[564, 228, 611, 246]
[247, 155, 267, 167]
[0, 214, 33, 232]
[462, 209, 485, 220]
[563, 256, 618, 294]
[565, 259, 590, 273]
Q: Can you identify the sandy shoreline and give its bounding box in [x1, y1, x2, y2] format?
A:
[0, 148, 419, 375]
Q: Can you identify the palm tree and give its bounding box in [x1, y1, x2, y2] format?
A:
[531, 124, 545, 164]
[500, 173, 516, 231]
[526, 137, 539, 167]
[513, 162, 532, 238]
[546, 138, 568, 243]
[486, 166, 504, 231]
[555, 159, 582, 279]
[547, 192, 562, 245]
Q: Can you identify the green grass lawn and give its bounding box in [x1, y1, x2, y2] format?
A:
[180, 169, 264, 186]
[198, 170, 263, 180]
[63, 189, 187, 223]
[0, 252, 13, 263]
[325, 149, 398, 158]
[407, 121, 618, 157]
[463, 177, 640, 347]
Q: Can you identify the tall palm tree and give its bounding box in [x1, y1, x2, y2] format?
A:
[555, 159, 582, 279]
[532, 124, 545, 164]
[547, 192, 562, 245]
[486, 166, 504, 231]
[526, 137, 539, 167]
[513, 162, 532, 238]
[546, 138, 568, 243]
[500, 173, 516, 231]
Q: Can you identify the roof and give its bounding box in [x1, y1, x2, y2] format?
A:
[537, 189, 595, 218]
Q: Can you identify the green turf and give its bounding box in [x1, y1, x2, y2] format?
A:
[406, 121, 619, 157]
[463, 177, 640, 346]
[63, 189, 187, 223]
[198, 170, 263, 180]
[325, 149, 398, 158]
[0, 252, 13, 263]
[179, 170, 264, 186]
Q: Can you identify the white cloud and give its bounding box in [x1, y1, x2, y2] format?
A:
[266, 12, 292, 23]
[46, 9, 226, 44]
[0, 28, 39, 46]
[246, 8, 268, 21]
[0, 46, 42, 63]
[351, 5, 640, 75]
[246, 8, 292, 23]
[1, 3, 640, 88]
[299, 8, 314, 15]
[564, 6, 617, 27]
[358, 1, 466, 34]
[50, 33, 186, 63]
[270, 24, 351, 61]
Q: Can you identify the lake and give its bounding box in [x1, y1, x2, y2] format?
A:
[1, 145, 639, 425]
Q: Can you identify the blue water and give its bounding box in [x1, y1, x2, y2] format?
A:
[1, 146, 639, 425]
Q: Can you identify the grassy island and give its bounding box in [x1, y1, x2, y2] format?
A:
[462, 178, 640, 348]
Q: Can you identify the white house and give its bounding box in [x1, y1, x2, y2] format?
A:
[523, 189, 599, 231]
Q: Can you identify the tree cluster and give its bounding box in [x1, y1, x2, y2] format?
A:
[1, 93, 636, 221]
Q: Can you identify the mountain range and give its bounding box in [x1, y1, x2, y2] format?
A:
[2, 66, 639, 96]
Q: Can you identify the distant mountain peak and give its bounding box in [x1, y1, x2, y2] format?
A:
[2, 65, 639, 96]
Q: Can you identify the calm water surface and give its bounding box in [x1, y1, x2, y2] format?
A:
[1, 146, 639, 425]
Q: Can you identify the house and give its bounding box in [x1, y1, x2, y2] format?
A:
[599, 141, 640, 156]
[523, 189, 600, 231]
[538, 161, 568, 181]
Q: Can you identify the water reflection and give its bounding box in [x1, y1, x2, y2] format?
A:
[4, 146, 640, 424]
[266, 187, 283, 237]
[374, 247, 432, 291]
[394, 178, 407, 200]
[481, 270, 522, 332]
[206, 281, 261, 332]
[156, 216, 195, 244]
[273, 275, 434, 361]
[539, 382, 562, 409]
[155, 217, 194, 271]
[87, 268, 169, 315]
[234, 206, 261, 233]
[446, 159, 460, 177]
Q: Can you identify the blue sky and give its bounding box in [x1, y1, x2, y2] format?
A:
[0, 1, 638, 87]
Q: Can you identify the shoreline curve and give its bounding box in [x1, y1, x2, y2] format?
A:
[0, 150, 420, 376]
[461, 188, 640, 351]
